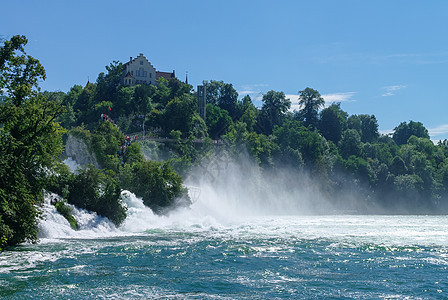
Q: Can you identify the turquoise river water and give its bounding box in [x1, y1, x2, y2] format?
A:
[1, 190, 448, 299]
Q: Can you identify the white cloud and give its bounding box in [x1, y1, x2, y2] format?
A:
[322, 92, 356, 104]
[237, 84, 268, 102]
[287, 92, 356, 111]
[238, 90, 256, 95]
[379, 129, 394, 136]
[381, 85, 407, 97]
[286, 95, 301, 111]
[428, 124, 448, 137]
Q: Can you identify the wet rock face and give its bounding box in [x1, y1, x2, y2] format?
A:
[65, 134, 100, 168]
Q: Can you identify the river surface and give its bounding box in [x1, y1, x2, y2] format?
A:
[1, 190, 447, 300]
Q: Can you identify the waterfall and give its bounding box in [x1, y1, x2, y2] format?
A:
[38, 193, 118, 239]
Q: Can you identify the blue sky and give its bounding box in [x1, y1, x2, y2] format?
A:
[2, 0, 448, 140]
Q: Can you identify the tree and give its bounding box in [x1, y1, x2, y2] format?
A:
[158, 94, 196, 137]
[132, 84, 155, 134]
[339, 129, 362, 159]
[206, 103, 233, 140]
[393, 121, 430, 146]
[347, 115, 362, 135]
[298, 87, 325, 129]
[359, 114, 379, 143]
[389, 156, 407, 176]
[0, 35, 65, 249]
[74, 82, 96, 126]
[319, 103, 347, 143]
[274, 119, 325, 167]
[126, 161, 190, 213]
[167, 77, 192, 99]
[90, 121, 123, 171]
[95, 61, 123, 114]
[258, 90, 291, 135]
[238, 95, 258, 131]
[205, 80, 239, 120]
[67, 166, 127, 226]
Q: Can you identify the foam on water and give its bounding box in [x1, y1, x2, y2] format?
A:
[38, 189, 448, 248]
[38, 193, 118, 240]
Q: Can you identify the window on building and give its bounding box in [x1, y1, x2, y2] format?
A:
[140, 61, 143, 65]
[138, 68, 146, 77]
[150, 73, 152, 78]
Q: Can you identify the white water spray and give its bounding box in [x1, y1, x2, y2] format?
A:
[39, 151, 339, 239]
[38, 193, 118, 240]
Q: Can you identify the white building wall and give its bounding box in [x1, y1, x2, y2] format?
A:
[125, 53, 157, 85]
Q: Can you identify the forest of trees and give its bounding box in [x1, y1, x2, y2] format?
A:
[2, 35, 448, 249]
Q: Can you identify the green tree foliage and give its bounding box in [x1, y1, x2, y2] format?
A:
[339, 129, 362, 159]
[90, 121, 123, 171]
[95, 61, 123, 116]
[359, 114, 379, 143]
[274, 119, 325, 167]
[55, 201, 78, 230]
[67, 166, 127, 226]
[393, 121, 430, 146]
[247, 132, 278, 168]
[205, 80, 239, 119]
[238, 95, 258, 131]
[0, 35, 65, 249]
[167, 78, 192, 99]
[390, 156, 407, 176]
[257, 90, 291, 135]
[74, 82, 96, 127]
[124, 161, 190, 213]
[298, 87, 325, 129]
[157, 94, 197, 137]
[345, 155, 372, 182]
[206, 103, 233, 139]
[114, 86, 135, 117]
[319, 103, 347, 143]
[123, 143, 145, 165]
[347, 114, 362, 135]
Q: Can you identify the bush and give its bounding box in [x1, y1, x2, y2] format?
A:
[67, 166, 127, 226]
[91, 121, 123, 171]
[125, 160, 190, 213]
[55, 201, 78, 230]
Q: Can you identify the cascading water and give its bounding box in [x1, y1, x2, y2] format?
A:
[38, 193, 118, 239]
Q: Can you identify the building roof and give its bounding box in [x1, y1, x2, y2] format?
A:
[156, 71, 175, 81]
[123, 53, 154, 69]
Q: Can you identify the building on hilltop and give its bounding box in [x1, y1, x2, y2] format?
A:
[122, 53, 175, 86]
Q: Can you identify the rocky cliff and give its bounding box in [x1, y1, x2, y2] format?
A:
[65, 134, 100, 168]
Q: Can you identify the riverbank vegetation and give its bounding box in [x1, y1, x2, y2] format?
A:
[2, 34, 448, 249]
